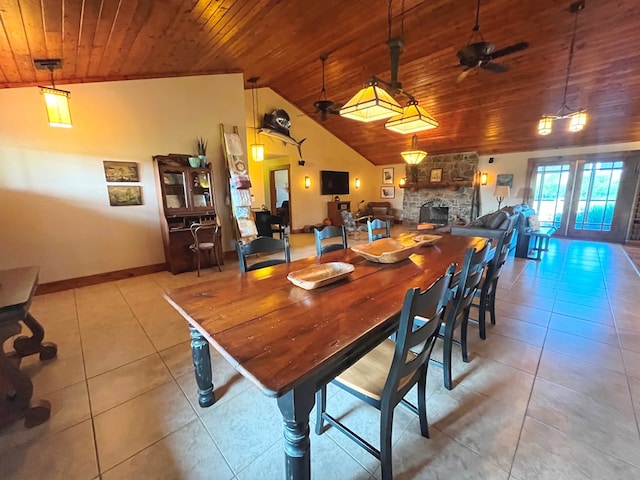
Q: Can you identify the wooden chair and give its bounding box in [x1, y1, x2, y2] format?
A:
[236, 236, 291, 273]
[470, 227, 517, 339]
[314, 225, 347, 256]
[316, 264, 456, 480]
[189, 223, 222, 276]
[431, 239, 492, 390]
[367, 218, 391, 242]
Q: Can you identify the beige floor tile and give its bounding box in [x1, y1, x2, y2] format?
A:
[628, 376, 640, 420]
[553, 290, 610, 309]
[467, 333, 542, 375]
[494, 301, 552, 327]
[0, 419, 98, 480]
[536, 350, 634, 415]
[543, 329, 625, 373]
[200, 387, 282, 473]
[485, 315, 548, 347]
[94, 381, 196, 471]
[527, 378, 640, 468]
[555, 280, 608, 297]
[88, 353, 174, 415]
[512, 417, 640, 480]
[552, 300, 614, 325]
[505, 283, 557, 300]
[81, 322, 156, 378]
[428, 382, 524, 469]
[101, 419, 233, 480]
[29, 289, 78, 331]
[548, 313, 619, 345]
[622, 348, 640, 379]
[159, 340, 195, 378]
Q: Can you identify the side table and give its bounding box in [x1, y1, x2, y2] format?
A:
[0, 266, 58, 430]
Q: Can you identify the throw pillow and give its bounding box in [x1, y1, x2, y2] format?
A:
[528, 215, 541, 231]
[372, 206, 388, 217]
[486, 210, 509, 229]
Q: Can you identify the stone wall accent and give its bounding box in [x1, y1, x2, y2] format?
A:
[402, 152, 478, 225]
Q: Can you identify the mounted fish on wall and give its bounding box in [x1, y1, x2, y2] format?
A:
[259, 109, 306, 165]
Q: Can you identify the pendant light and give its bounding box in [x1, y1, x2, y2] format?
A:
[537, 0, 587, 135]
[385, 98, 439, 134]
[34, 59, 72, 128]
[248, 77, 264, 161]
[400, 134, 427, 165]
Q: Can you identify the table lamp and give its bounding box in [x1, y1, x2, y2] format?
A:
[494, 185, 510, 210]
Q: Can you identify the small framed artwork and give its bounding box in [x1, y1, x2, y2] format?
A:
[496, 173, 514, 187]
[107, 186, 143, 206]
[380, 186, 395, 199]
[103, 161, 139, 182]
[429, 168, 443, 183]
[382, 167, 394, 185]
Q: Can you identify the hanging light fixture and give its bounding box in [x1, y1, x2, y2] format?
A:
[341, 0, 438, 131]
[400, 134, 427, 165]
[385, 98, 439, 134]
[248, 77, 265, 161]
[537, 0, 587, 135]
[34, 59, 72, 128]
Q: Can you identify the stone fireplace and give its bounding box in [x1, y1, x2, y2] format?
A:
[402, 152, 479, 226]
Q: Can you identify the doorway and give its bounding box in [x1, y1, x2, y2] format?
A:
[269, 166, 291, 228]
[526, 152, 639, 242]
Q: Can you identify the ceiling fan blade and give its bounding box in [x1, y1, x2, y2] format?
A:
[456, 67, 474, 84]
[491, 41, 529, 59]
[482, 62, 509, 73]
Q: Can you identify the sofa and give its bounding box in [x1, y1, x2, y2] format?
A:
[450, 204, 536, 258]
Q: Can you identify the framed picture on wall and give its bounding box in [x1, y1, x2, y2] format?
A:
[496, 173, 514, 187]
[382, 167, 394, 185]
[429, 168, 443, 183]
[107, 186, 143, 206]
[103, 161, 139, 182]
[380, 186, 395, 199]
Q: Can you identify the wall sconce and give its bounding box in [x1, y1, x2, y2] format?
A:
[399, 177, 406, 186]
[34, 58, 72, 128]
[480, 172, 488, 185]
[304, 176, 311, 189]
[354, 178, 361, 189]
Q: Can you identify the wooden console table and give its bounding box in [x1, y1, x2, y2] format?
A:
[0, 266, 58, 430]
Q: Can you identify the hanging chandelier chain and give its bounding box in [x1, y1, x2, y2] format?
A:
[560, 5, 580, 113]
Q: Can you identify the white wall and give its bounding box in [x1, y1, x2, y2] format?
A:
[0, 74, 246, 283]
[477, 141, 640, 215]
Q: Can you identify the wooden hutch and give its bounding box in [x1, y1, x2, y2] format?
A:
[152, 154, 223, 274]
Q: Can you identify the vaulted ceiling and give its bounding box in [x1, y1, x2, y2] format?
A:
[1, 0, 639, 165]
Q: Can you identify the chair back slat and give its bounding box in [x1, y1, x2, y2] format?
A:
[450, 240, 492, 316]
[367, 218, 391, 242]
[236, 236, 291, 272]
[314, 225, 348, 256]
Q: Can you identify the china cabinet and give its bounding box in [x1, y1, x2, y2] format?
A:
[153, 154, 223, 274]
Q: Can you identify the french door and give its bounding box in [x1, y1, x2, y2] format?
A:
[527, 152, 639, 242]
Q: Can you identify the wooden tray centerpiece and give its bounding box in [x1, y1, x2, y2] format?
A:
[287, 262, 355, 290]
[351, 235, 442, 263]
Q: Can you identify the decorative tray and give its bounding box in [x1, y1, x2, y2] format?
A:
[412, 234, 443, 245]
[351, 236, 441, 264]
[287, 262, 355, 290]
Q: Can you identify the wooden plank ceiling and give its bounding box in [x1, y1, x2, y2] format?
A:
[1, 0, 639, 165]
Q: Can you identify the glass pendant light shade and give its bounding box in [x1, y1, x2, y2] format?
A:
[538, 116, 553, 136]
[251, 143, 265, 162]
[40, 87, 72, 128]
[568, 110, 587, 132]
[400, 134, 427, 165]
[385, 100, 439, 134]
[339, 81, 403, 122]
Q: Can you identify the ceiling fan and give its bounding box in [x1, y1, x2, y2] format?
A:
[456, 0, 529, 84]
[313, 55, 342, 121]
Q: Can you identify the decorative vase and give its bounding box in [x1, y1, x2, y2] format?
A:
[198, 155, 207, 168]
[188, 157, 200, 168]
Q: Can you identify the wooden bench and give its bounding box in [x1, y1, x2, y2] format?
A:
[525, 227, 557, 260]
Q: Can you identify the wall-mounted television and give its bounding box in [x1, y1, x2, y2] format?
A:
[320, 170, 350, 195]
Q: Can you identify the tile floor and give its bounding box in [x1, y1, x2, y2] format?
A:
[2, 231, 640, 479]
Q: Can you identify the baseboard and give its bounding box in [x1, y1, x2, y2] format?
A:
[36, 263, 167, 295]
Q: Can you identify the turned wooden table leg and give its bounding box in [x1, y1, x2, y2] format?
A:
[189, 325, 215, 407]
[277, 382, 315, 480]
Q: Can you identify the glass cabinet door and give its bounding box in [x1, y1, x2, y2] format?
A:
[191, 170, 213, 209]
[161, 169, 188, 210]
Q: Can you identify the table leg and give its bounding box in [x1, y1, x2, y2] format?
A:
[277, 382, 315, 480]
[189, 325, 215, 407]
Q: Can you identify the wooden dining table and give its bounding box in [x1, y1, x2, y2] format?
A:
[164, 233, 486, 479]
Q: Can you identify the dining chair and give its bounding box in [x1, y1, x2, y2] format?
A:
[367, 218, 391, 242]
[314, 225, 347, 256]
[470, 227, 517, 339]
[431, 239, 492, 390]
[236, 236, 291, 273]
[315, 264, 456, 480]
[189, 223, 222, 276]
[340, 210, 369, 239]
